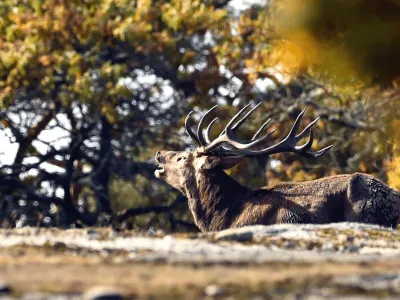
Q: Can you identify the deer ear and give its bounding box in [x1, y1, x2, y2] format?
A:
[200, 156, 244, 170]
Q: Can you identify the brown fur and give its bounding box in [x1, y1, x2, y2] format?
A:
[155, 150, 400, 232]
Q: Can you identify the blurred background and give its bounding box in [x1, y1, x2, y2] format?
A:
[0, 0, 399, 231]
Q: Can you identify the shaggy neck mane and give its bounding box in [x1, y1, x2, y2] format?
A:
[184, 168, 249, 232]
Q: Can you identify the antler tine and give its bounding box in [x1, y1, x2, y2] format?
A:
[219, 103, 252, 136]
[201, 103, 253, 151]
[299, 144, 333, 158]
[197, 105, 219, 146]
[231, 102, 262, 132]
[295, 128, 314, 152]
[202, 103, 275, 153]
[217, 103, 254, 138]
[315, 145, 334, 157]
[292, 116, 327, 157]
[224, 103, 253, 133]
[252, 118, 272, 140]
[239, 110, 332, 158]
[185, 111, 201, 147]
[194, 105, 331, 160]
[286, 108, 306, 140]
[296, 116, 320, 141]
[205, 117, 218, 144]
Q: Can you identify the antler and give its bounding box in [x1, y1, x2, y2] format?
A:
[185, 103, 333, 158]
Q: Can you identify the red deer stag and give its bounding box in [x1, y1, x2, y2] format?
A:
[155, 104, 400, 232]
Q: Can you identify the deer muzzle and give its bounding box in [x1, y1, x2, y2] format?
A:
[154, 151, 165, 178]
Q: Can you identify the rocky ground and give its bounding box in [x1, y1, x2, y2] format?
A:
[0, 222, 399, 299]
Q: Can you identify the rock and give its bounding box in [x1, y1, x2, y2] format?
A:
[86, 229, 100, 240]
[108, 230, 118, 239]
[20, 292, 48, 299]
[20, 292, 81, 299]
[147, 227, 156, 235]
[347, 235, 355, 243]
[215, 228, 253, 242]
[204, 284, 225, 297]
[83, 286, 123, 300]
[322, 242, 335, 252]
[20, 292, 82, 300]
[338, 234, 354, 243]
[86, 229, 98, 235]
[283, 240, 296, 249]
[0, 282, 11, 294]
[86, 229, 99, 240]
[334, 273, 400, 292]
[0, 222, 398, 265]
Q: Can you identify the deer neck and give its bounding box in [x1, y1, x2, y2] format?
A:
[183, 169, 249, 232]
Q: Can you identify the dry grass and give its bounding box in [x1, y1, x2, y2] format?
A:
[0, 246, 399, 298]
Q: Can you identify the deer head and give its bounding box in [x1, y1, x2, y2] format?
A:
[155, 103, 332, 193]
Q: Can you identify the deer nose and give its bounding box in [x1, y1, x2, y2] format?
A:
[155, 151, 161, 163]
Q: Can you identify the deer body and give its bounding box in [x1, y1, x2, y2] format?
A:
[155, 104, 400, 231]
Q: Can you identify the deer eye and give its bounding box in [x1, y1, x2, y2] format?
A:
[177, 157, 186, 162]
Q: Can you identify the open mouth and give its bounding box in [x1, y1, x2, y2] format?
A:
[155, 164, 165, 177]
